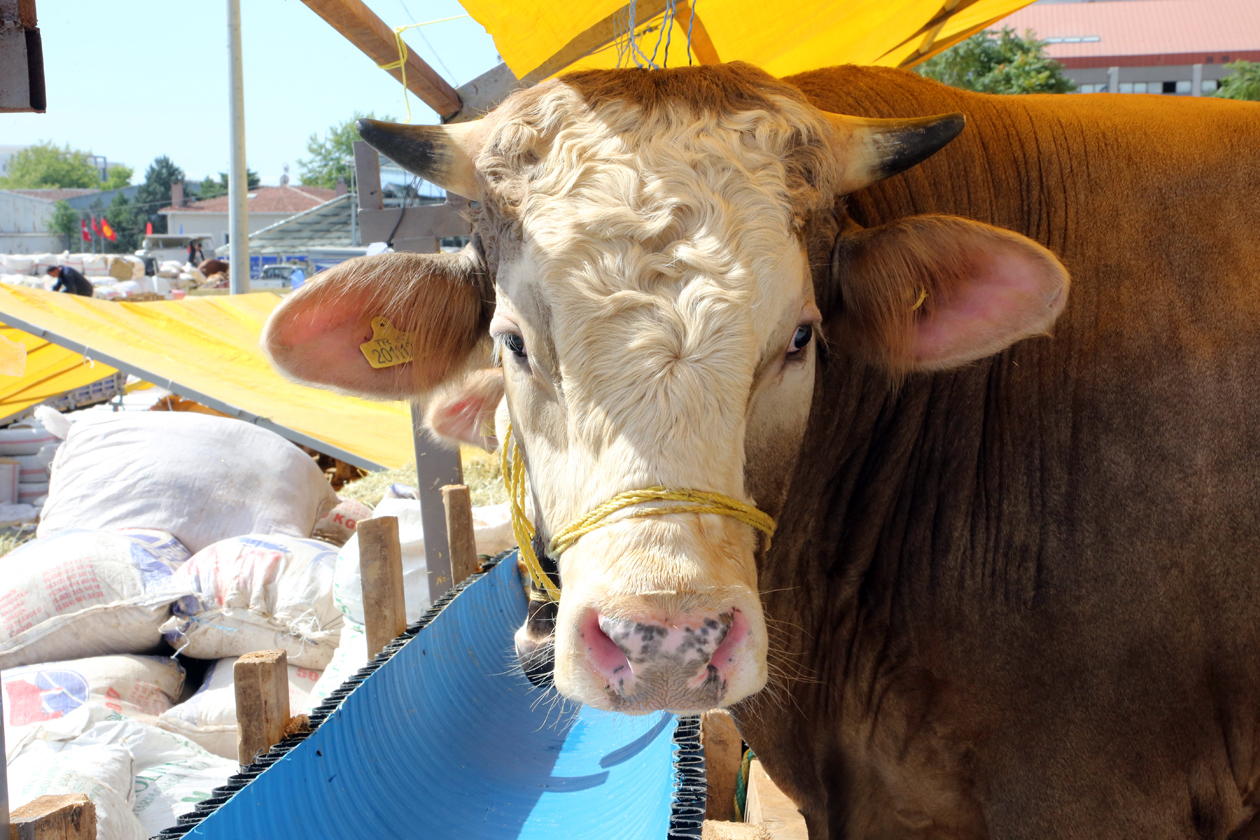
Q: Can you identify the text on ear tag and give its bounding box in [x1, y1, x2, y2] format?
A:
[359, 316, 415, 369]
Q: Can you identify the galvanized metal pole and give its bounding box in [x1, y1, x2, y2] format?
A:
[227, 0, 250, 293]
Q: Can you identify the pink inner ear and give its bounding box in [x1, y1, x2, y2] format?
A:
[910, 243, 1068, 369]
[425, 369, 505, 451]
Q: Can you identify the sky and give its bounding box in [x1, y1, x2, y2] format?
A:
[8, 0, 502, 186]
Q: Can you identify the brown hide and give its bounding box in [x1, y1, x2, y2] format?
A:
[744, 67, 1260, 839]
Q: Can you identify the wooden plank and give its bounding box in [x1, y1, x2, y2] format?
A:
[744, 759, 808, 840]
[522, 0, 669, 84]
[1, 669, 7, 840]
[357, 516, 407, 656]
[357, 205, 471, 252]
[234, 650, 290, 767]
[701, 821, 769, 840]
[675, 3, 722, 65]
[10, 794, 95, 840]
[411, 405, 462, 602]
[299, 0, 462, 118]
[17, 0, 37, 28]
[353, 140, 383, 211]
[701, 710, 742, 821]
[441, 484, 479, 587]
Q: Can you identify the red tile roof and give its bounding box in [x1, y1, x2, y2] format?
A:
[5, 188, 102, 202]
[160, 185, 337, 215]
[1000, 0, 1260, 64]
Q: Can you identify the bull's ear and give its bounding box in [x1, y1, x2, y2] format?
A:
[423, 367, 504, 451]
[829, 215, 1068, 374]
[263, 250, 488, 399]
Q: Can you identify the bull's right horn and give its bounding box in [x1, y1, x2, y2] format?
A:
[825, 112, 966, 194]
[355, 118, 484, 200]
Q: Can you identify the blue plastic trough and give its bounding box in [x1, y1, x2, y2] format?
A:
[156, 552, 705, 840]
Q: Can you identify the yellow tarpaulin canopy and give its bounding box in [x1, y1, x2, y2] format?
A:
[0, 287, 415, 470]
[461, 0, 1036, 83]
[0, 327, 119, 421]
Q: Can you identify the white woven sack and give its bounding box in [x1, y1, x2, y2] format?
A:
[0, 529, 193, 669]
[73, 718, 239, 837]
[2, 654, 185, 752]
[160, 534, 343, 669]
[333, 499, 512, 626]
[37, 411, 338, 553]
[7, 741, 147, 840]
[306, 620, 368, 708]
[157, 656, 322, 760]
[0, 420, 59, 455]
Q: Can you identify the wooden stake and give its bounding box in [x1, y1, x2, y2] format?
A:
[442, 484, 479, 588]
[701, 710, 743, 822]
[357, 516, 407, 657]
[234, 650, 290, 767]
[9, 794, 95, 840]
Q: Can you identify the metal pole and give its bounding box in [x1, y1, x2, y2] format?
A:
[227, 0, 250, 294]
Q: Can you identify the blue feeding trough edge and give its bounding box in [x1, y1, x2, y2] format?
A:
[155, 551, 706, 840]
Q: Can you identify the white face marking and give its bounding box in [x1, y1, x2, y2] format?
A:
[485, 84, 833, 711]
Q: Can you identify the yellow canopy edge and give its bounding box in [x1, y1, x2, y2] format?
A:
[0, 287, 415, 470]
[0, 326, 119, 422]
[461, 0, 1035, 82]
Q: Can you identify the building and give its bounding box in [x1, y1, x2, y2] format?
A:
[0, 188, 102, 253]
[1001, 0, 1260, 94]
[217, 193, 366, 278]
[159, 182, 338, 248]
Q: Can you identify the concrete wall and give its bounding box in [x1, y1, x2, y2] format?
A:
[0, 191, 62, 254]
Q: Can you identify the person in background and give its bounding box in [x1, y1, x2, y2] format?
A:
[188, 240, 204, 265]
[46, 264, 94, 297]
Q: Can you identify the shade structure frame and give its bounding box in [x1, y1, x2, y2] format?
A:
[153, 549, 708, 840]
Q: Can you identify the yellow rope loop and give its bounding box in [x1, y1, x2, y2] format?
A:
[501, 422, 778, 603]
[374, 16, 470, 124]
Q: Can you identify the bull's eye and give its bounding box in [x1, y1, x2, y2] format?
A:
[504, 333, 527, 359]
[788, 324, 812, 354]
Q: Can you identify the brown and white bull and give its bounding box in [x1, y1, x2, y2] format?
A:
[265, 63, 1260, 838]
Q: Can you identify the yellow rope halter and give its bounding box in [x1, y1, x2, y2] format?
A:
[501, 421, 777, 602]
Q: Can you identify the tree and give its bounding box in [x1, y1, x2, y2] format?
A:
[48, 200, 79, 251]
[197, 168, 260, 200]
[102, 164, 133, 191]
[133, 156, 185, 235]
[0, 141, 100, 189]
[299, 112, 393, 188]
[918, 28, 1076, 95]
[103, 192, 140, 253]
[1215, 60, 1260, 101]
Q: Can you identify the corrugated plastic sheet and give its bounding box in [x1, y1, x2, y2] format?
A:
[161, 552, 704, 840]
[0, 286, 415, 469]
[460, 0, 1037, 81]
[0, 325, 118, 421]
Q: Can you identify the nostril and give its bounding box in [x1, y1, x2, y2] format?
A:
[707, 609, 748, 671]
[581, 611, 633, 690]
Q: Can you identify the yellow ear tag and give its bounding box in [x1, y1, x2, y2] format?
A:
[359, 316, 415, 370]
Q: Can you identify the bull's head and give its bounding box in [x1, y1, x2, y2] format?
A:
[265, 63, 1067, 714]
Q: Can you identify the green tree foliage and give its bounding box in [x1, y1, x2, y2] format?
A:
[299, 112, 393, 188]
[1215, 60, 1260, 101]
[48, 200, 80, 250]
[133, 156, 185, 235]
[102, 164, 133, 190]
[104, 193, 141, 253]
[918, 27, 1076, 95]
[0, 141, 100, 189]
[197, 168, 261, 200]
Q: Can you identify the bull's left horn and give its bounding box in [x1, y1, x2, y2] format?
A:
[825, 112, 966, 194]
[355, 118, 483, 200]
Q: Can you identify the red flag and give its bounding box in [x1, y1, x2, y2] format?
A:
[81, 218, 91, 241]
[101, 217, 116, 242]
[145, 221, 153, 235]
[92, 216, 102, 235]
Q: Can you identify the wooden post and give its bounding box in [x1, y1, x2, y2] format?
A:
[442, 484, 479, 587]
[234, 650, 290, 767]
[701, 710, 743, 822]
[9, 794, 95, 840]
[699, 821, 768, 839]
[744, 759, 808, 839]
[1, 666, 7, 840]
[357, 516, 407, 657]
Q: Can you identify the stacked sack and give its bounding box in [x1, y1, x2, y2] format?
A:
[0, 416, 59, 512]
[3, 411, 341, 837]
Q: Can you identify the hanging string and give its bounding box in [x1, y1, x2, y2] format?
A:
[377, 15, 470, 123]
[686, 0, 697, 65]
